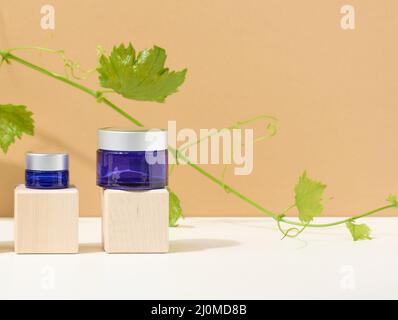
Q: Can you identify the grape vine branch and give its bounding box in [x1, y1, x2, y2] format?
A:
[1, 45, 396, 241]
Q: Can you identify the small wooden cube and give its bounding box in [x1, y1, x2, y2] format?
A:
[102, 189, 169, 254]
[14, 185, 79, 254]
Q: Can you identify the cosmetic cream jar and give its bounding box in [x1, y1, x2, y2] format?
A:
[97, 128, 168, 190]
[25, 152, 69, 189]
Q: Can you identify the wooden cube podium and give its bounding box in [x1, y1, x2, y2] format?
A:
[102, 189, 169, 254]
[14, 185, 79, 254]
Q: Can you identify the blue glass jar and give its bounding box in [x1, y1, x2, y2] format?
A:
[97, 128, 168, 190]
[25, 153, 69, 189]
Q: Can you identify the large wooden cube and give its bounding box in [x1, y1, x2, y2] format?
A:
[102, 189, 169, 254]
[14, 185, 79, 254]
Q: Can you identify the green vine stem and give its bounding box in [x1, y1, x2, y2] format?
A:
[0, 50, 144, 127]
[7, 46, 96, 80]
[171, 147, 397, 228]
[1, 48, 395, 233]
[280, 204, 395, 228]
[169, 114, 278, 187]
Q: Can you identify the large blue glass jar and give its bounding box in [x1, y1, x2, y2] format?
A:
[97, 128, 168, 190]
[25, 153, 69, 189]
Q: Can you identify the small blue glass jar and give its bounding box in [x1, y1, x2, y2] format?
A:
[97, 128, 168, 190]
[25, 153, 69, 189]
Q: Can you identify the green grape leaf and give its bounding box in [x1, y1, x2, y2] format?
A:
[0, 104, 34, 153]
[97, 43, 187, 103]
[387, 194, 398, 207]
[346, 221, 372, 241]
[295, 172, 327, 223]
[168, 187, 184, 227]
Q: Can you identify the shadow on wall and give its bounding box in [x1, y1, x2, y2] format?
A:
[0, 7, 9, 48]
[36, 129, 94, 169]
[0, 161, 24, 217]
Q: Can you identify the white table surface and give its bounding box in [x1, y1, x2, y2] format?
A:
[0, 217, 397, 300]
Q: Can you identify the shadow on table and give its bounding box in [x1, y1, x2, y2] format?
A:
[170, 239, 240, 253]
[78, 239, 241, 254]
[79, 243, 103, 254]
[174, 225, 195, 229]
[0, 241, 14, 253]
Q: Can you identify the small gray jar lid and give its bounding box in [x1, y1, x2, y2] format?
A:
[26, 152, 69, 171]
[98, 128, 168, 152]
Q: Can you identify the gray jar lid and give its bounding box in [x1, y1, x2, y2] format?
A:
[26, 152, 69, 171]
[98, 128, 168, 152]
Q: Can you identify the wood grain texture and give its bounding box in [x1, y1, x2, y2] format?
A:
[14, 185, 79, 254]
[102, 189, 169, 254]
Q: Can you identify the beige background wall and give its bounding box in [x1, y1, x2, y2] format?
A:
[0, 0, 397, 217]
